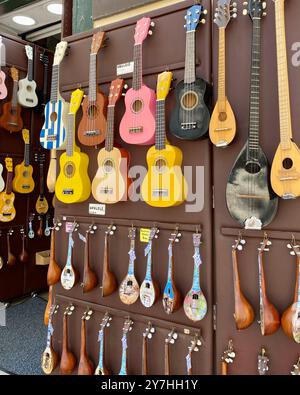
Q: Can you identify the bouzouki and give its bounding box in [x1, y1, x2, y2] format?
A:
[221, 339, 236, 375]
[164, 329, 177, 375]
[47, 220, 62, 286]
[184, 233, 207, 322]
[78, 31, 107, 146]
[35, 153, 49, 215]
[226, 1, 278, 231]
[209, 0, 237, 147]
[163, 229, 182, 314]
[271, 0, 300, 199]
[186, 334, 201, 375]
[0, 36, 7, 100]
[169, 4, 210, 140]
[119, 318, 133, 375]
[119, 17, 156, 145]
[102, 224, 117, 297]
[19, 227, 29, 264]
[258, 235, 280, 336]
[95, 313, 112, 375]
[140, 226, 160, 308]
[17, 45, 38, 108]
[119, 227, 140, 305]
[60, 304, 77, 375]
[0, 158, 16, 223]
[55, 89, 91, 203]
[282, 238, 300, 343]
[92, 78, 130, 204]
[258, 347, 269, 375]
[141, 71, 187, 207]
[291, 357, 300, 375]
[231, 235, 255, 330]
[81, 224, 98, 293]
[41, 304, 59, 374]
[44, 285, 53, 326]
[40, 41, 69, 150]
[142, 322, 155, 375]
[6, 229, 16, 266]
[13, 129, 35, 193]
[78, 308, 94, 375]
[60, 222, 79, 290]
[0, 67, 23, 132]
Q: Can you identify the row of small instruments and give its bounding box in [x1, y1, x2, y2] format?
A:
[47, 222, 206, 323]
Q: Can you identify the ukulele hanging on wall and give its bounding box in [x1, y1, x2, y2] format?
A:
[164, 329, 177, 375]
[36, 51, 50, 113]
[169, 4, 210, 140]
[186, 334, 201, 375]
[13, 129, 35, 194]
[209, 0, 237, 147]
[35, 153, 49, 215]
[0, 36, 7, 100]
[78, 308, 94, 375]
[142, 322, 155, 375]
[95, 313, 112, 375]
[60, 304, 77, 375]
[41, 304, 59, 375]
[17, 45, 38, 108]
[0, 158, 16, 223]
[102, 224, 117, 297]
[118, 318, 133, 375]
[60, 222, 79, 290]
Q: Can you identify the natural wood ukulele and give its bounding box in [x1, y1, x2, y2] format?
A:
[102, 224, 117, 297]
[60, 304, 77, 375]
[142, 322, 155, 375]
[41, 304, 59, 375]
[6, 228, 16, 265]
[17, 45, 38, 108]
[78, 308, 94, 375]
[95, 313, 112, 375]
[0, 36, 7, 100]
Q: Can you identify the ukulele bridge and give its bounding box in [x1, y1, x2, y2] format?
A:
[63, 189, 74, 195]
[99, 187, 113, 195]
[244, 216, 262, 230]
[129, 126, 143, 134]
[181, 122, 197, 130]
[84, 130, 100, 137]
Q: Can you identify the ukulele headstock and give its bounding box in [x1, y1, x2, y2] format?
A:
[259, 233, 272, 253]
[69, 88, 84, 114]
[122, 317, 133, 336]
[25, 45, 33, 60]
[232, 233, 246, 252]
[100, 312, 112, 331]
[287, 236, 300, 256]
[34, 152, 46, 165]
[143, 322, 155, 339]
[105, 224, 117, 236]
[53, 218, 62, 232]
[5, 157, 13, 172]
[188, 333, 202, 353]
[165, 328, 178, 345]
[108, 78, 125, 106]
[82, 308, 93, 321]
[64, 304, 75, 316]
[91, 31, 105, 55]
[10, 67, 19, 82]
[134, 17, 154, 45]
[291, 357, 300, 375]
[243, 0, 267, 19]
[157, 71, 173, 101]
[53, 41, 68, 66]
[184, 4, 207, 31]
[222, 339, 236, 364]
[258, 347, 269, 375]
[214, 1, 237, 28]
[22, 129, 30, 145]
[7, 228, 14, 237]
[193, 232, 202, 248]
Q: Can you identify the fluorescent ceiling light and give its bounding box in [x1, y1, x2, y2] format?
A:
[47, 3, 63, 15]
[12, 15, 36, 26]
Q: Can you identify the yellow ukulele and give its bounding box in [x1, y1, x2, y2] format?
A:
[13, 129, 35, 193]
[55, 89, 91, 203]
[141, 71, 187, 207]
[0, 158, 16, 222]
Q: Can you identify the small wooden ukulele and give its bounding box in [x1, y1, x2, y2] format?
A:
[210, 0, 237, 147]
[78, 31, 107, 146]
[142, 322, 155, 375]
[81, 224, 98, 293]
[78, 308, 94, 375]
[47, 220, 62, 286]
[164, 329, 178, 375]
[291, 357, 300, 375]
[60, 304, 77, 375]
[0, 36, 7, 100]
[119, 227, 140, 305]
[140, 227, 160, 308]
[13, 129, 35, 194]
[60, 222, 79, 290]
[41, 304, 59, 374]
[95, 312, 112, 375]
[184, 233, 207, 321]
[163, 228, 182, 314]
[186, 334, 201, 375]
[17, 45, 38, 108]
[0, 67, 23, 132]
[119, 317, 133, 375]
[102, 224, 117, 297]
[221, 339, 236, 375]
[0, 158, 16, 223]
[258, 347, 269, 375]
[6, 228, 16, 266]
[19, 227, 29, 264]
[35, 153, 49, 215]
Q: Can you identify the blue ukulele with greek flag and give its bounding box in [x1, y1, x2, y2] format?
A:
[183, 232, 207, 321]
[60, 222, 79, 290]
[95, 313, 112, 375]
[40, 41, 69, 150]
[119, 317, 133, 375]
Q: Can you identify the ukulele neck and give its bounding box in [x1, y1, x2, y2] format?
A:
[167, 242, 174, 282]
[97, 330, 105, 371]
[50, 65, 59, 103]
[66, 113, 75, 157]
[66, 233, 73, 269]
[39, 162, 44, 197]
[186, 351, 192, 375]
[42, 60, 49, 104]
[88, 53, 97, 102]
[6, 171, 13, 194]
[184, 30, 196, 84]
[132, 44, 143, 90]
[155, 99, 166, 150]
[27, 57, 33, 82]
[218, 27, 226, 107]
[164, 343, 170, 375]
[145, 242, 153, 281]
[24, 142, 30, 167]
[80, 319, 87, 356]
[46, 318, 53, 348]
[142, 336, 148, 375]
[105, 105, 115, 152]
[11, 80, 18, 110]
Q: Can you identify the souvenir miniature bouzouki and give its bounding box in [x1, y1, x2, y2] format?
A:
[44, 285, 53, 326]
[164, 329, 178, 375]
[60, 223, 79, 290]
[60, 304, 77, 375]
[118, 318, 133, 375]
[186, 334, 201, 375]
[13, 129, 35, 193]
[35, 153, 49, 215]
[0, 36, 7, 100]
[47, 220, 62, 286]
[221, 339, 236, 375]
[81, 224, 98, 293]
[95, 313, 112, 375]
[19, 227, 29, 264]
[17, 45, 38, 108]
[78, 309, 94, 375]
[0, 158, 16, 223]
[102, 224, 118, 297]
[41, 304, 59, 375]
[142, 322, 155, 375]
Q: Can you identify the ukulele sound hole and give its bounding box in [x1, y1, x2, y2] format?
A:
[5, 199, 10, 205]
[283, 158, 293, 170]
[22, 171, 29, 178]
[88, 104, 98, 118]
[50, 112, 57, 122]
[155, 158, 167, 174]
[245, 161, 261, 174]
[103, 159, 114, 174]
[131, 99, 143, 114]
[219, 112, 227, 121]
[64, 162, 75, 177]
[181, 91, 198, 111]
[26, 85, 32, 92]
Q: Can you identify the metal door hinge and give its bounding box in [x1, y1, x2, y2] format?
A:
[213, 304, 217, 331]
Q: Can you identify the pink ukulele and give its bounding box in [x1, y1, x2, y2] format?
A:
[119, 17, 156, 145]
[0, 36, 7, 100]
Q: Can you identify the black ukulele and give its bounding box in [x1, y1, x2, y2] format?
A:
[226, 0, 278, 230]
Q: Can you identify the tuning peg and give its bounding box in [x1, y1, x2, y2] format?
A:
[150, 327, 155, 334]
[184, 15, 187, 20]
[214, 12, 218, 18]
[200, 19, 206, 24]
[194, 347, 199, 352]
[173, 332, 178, 340]
[262, 2, 267, 9]
[147, 333, 152, 339]
[237, 245, 243, 251]
[112, 225, 116, 231]
[197, 339, 202, 346]
[148, 30, 153, 36]
[92, 225, 97, 230]
[150, 21, 155, 27]
[243, 1, 248, 5]
[124, 84, 128, 90]
[232, 2, 237, 6]
[262, 12, 267, 17]
[243, 9, 248, 16]
[240, 239, 246, 245]
[203, 9, 207, 15]
[290, 251, 296, 256]
[187, 11, 191, 16]
[267, 240, 272, 246]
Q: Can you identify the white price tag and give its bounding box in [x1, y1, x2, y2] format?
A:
[117, 61, 134, 76]
[89, 203, 106, 216]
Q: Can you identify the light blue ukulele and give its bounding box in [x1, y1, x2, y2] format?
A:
[60, 223, 79, 290]
[95, 313, 112, 375]
[183, 233, 207, 322]
[119, 318, 133, 375]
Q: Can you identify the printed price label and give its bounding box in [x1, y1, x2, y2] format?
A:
[89, 203, 106, 216]
[117, 61, 134, 76]
[140, 228, 151, 243]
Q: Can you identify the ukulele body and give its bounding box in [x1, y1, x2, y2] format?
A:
[0, 71, 7, 100]
[120, 84, 156, 145]
[0, 101, 23, 132]
[226, 142, 278, 229]
[78, 92, 107, 146]
[40, 99, 68, 150]
[41, 345, 58, 375]
[0, 192, 16, 222]
[13, 162, 35, 193]
[18, 77, 38, 108]
[209, 98, 236, 147]
[119, 274, 140, 305]
[170, 78, 210, 140]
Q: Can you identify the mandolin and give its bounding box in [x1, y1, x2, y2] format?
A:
[184, 233, 207, 322]
[0, 67, 23, 132]
[209, 0, 237, 147]
[291, 357, 300, 375]
[78, 31, 107, 146]
[142, 322, 155, 375]
[140, 226, 160, 308]
[6, 229, 16, 266]
[0, 158, 16, 223]
[19, 227, 29, 264]
[282, 238, 300, 343]
[92, 78, 130, 204]
[78, 308, 94, 375]
[119, 17, 156, 145]
[258, 235, 280, 336]
[169, 4, 210, 140]
[226, 0, 278, 231]
[186, 334, 201, 375]
[60, 222, 79, 290]
[35, 153, 49, 215]
[55, 88, 91, 203]
[95, 312, 112, 375]
[102, 224, 117, 297]
[258, 347, 269, 375]
[60, 304, 77, 375]
[41, 304, 59, 374]
[40, 41, 69, 150]
[163, 229, 182, 314]
[271, 0, 300, 199]
[13, 129, 35, 194]
[81, 224, 98, 293]
[0, 36, 7, 100]
[221, 339, 235, 375]
[119, 227, 140, 305]
[119, 317, 133, 375]
[47, 220, 62, 286]
[17, 45, 38, 108]
[231, 235, 254, 330]
[44, 285, 53, 326]
[141, 71, 187, 207]
[164, 329, 177, 375]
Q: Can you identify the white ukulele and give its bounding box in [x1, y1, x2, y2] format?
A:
[17, 45, 38, 108]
